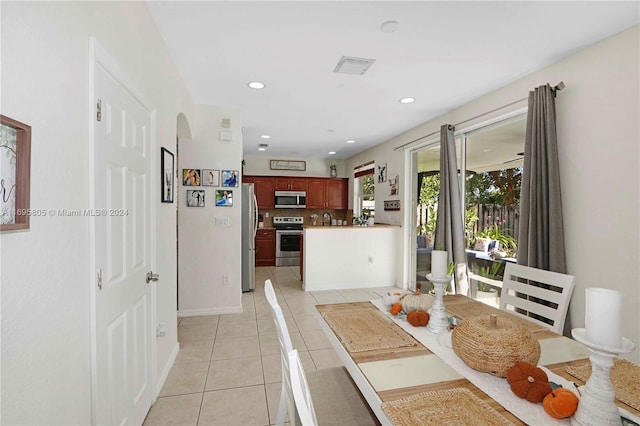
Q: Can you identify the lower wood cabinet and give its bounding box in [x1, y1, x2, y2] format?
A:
[255, 229, 275, 267]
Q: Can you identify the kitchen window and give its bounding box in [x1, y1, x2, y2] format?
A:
[354, 161, 375, 218]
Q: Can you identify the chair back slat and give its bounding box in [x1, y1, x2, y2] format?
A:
[500, 263, 576, 334]
[288, 349, 318, 426]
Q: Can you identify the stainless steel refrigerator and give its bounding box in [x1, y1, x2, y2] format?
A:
[241, 183, 258, 292]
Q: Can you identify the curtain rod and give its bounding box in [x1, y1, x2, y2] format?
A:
[392, 81, 565, 151]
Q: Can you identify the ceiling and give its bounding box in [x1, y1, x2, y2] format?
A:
[147, 1, 638, 160]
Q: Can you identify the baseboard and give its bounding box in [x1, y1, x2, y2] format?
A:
[178, 305, 242, 317]
[155, 341, 180, 399]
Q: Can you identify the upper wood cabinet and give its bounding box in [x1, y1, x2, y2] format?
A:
[245, 176, 275, 209]
[274, 178, 306, 191]
[306, 178, 348, 209]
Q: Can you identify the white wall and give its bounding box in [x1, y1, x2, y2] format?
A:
[0, 2, 194, 423]
[178, 106, 244, 315]
[348, 26, 640, 362]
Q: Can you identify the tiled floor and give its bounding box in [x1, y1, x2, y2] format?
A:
[143, 266, 395, 426]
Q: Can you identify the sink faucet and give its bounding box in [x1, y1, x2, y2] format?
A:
[322, 211, 332, 226]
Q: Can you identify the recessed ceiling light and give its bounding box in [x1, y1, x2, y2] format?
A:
[248, 81, 265, 89]
[261, 135, 270, 139]
[346, 140, 355, 144]
[258, 143, 268, 151]
[399, 97, 415, 104]
[380, 21, 400, 33]
[329, 151, 336, 155]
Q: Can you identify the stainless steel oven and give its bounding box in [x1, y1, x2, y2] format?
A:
[274, 217, 303, 266]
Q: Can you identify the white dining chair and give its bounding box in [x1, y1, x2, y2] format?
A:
[500, 263, 576, 334]
[288, 349, 319, 426]
[265, 279, 296, 426]
[265, 279, 378, 426]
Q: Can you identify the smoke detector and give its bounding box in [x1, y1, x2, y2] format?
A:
[333, 56, 376, 75]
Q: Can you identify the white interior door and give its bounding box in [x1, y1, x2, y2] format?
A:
[92, 45, 154, 425]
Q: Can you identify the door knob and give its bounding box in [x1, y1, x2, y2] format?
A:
[146, 271, 159, 284]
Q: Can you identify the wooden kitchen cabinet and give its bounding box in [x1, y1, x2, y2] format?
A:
[274, 178, 306, 191]
[247, 176, 275, 209]
[255, 229, 276, 267]
[306, 178, 348, 209]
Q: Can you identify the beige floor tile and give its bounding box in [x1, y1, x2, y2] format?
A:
[299, 328, 332, 350]
[215, 319, 258, 338]
[211, 335, 261, 360]
[311, 291, 348, 304]
[338, 289, 375, 302]
[218, 309, 257, 323]
[143, 393, 202, 426]
[258, 333, 280, 356]
[205, 356, 264, 391]
[199, 385, 269, 426]
[159, 362, 209, 397]
[261, 353, 282, 384]
[257, 318, 276, 336]
[178, 323, 218, 343]
[292, 314, 321, 331]
[265, 382, 290, 425]
[179, 315, 219, 327]
[309, 348, 344, 369]
[175, 340, 214, 364]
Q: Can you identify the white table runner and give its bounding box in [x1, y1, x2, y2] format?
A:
[370, 299, 640, 426]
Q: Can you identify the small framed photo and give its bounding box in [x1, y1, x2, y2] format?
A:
[221, 170, 239, 187]
[182, 169, 201, 186]
[161, 148, 174, 203]
[202, 169, 220, 187]
[186, 190, 205, 207]
[215, 190, 233, 207]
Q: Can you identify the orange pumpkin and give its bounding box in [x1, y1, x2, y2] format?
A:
[506, 362, 552, 403]
[407, 310, 430, 327]
[390, 302, 403, 315]
[543, 388, 579, 419]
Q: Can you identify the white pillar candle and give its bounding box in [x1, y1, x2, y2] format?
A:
[431, 250, 448, 280]
[585, 287, 622, 347]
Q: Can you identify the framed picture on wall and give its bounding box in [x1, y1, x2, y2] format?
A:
[377, 163, 387, 183]
[182, 169, 201, 186]
[215, 190, 233, 207]
[1, 115, 31, 232]
[186, 190, 205, 207]
[221, 170, 239, 187]
[202, 169, 220, 187]
[161, 148, 174, 203]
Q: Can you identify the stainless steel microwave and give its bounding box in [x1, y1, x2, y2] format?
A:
[274, 191, 306, 209]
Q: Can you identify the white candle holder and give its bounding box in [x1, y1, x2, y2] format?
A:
[570, 328, 635, 426]
[427, 274, 452, 334]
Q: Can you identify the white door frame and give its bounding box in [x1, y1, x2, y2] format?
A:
[88, 37, 158, 424]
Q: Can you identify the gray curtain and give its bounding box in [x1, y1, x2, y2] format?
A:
[434, 124, 470, 295]
[518, 84, 566, 273]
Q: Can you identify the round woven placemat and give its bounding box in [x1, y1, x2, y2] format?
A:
[452, 315, 541, 377]
[381, 387, 516, 426]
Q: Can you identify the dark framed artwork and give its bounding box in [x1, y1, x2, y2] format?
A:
[186, 190, 205, 207]
[182, 169, 201, 186]
[1, 115, 31, 232]
[161, 148, 174, 203]
[215, 190, 233, 207]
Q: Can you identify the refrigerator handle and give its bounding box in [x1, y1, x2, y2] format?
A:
[252, 193, 258, 238]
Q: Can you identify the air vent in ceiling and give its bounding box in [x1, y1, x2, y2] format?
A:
[333, 56, 376, 75]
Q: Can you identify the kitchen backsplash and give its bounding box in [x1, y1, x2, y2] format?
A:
[260, 208, 353, 227]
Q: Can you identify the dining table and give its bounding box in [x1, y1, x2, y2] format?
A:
[314, 294, 640, 426]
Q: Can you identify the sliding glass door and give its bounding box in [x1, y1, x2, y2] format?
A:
[411, 114, 526, 303]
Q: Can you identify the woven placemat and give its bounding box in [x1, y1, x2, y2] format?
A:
[565, 358, 640, 410]
[381, 388, 516, 426]
[446, 301, 547, 333]
[321, 308, 417, 353]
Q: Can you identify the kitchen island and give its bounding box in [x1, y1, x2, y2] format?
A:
[302, 224, 401, 291]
